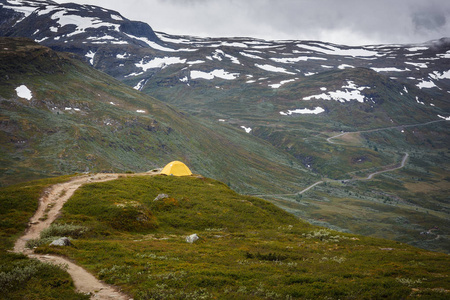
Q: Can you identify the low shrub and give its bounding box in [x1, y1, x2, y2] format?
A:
[40, 223, 89, 239]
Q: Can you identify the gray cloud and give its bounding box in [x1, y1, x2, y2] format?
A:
[54, 0, 450, 45]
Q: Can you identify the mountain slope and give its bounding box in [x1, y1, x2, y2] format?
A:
[0, 37, 313, 195]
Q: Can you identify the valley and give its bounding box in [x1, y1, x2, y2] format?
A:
[0, 0, 448, 292]
[0, 0, 449, 298]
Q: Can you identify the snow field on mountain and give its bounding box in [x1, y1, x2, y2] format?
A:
[303, 81, 369, 103]
[15, 85, 32, 100]
[50, 10, 120, 37]
[2, 1, 37, 20]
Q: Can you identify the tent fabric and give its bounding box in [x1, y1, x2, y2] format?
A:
[160, 161, 192, 176]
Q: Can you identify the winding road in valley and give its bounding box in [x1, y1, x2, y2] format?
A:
[13, 173, 138, 300]
[327, 119, 446, 144]
[257, 119, 447, 198]
[298, 119, 446, 194]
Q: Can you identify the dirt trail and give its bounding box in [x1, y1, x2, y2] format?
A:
[13, 173, 132, 300]
[366, 152, 409, 180]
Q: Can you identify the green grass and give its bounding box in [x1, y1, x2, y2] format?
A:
[28, 175, 450, 299]
[0, 176, 89, 299]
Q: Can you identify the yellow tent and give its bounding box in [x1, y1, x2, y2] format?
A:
[160, 161, 192, 176]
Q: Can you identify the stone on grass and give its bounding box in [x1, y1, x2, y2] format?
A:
[186, 234, 199, 244]
[50, 237, 72, 246]
[154, 194, 169, 201]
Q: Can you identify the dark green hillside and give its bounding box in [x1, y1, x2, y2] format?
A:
[25, 175, 449, 299]
[0, 37, 313, 195]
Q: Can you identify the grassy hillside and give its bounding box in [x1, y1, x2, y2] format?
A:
[0, 37, 313, 195]
[16, 175, 448, 299]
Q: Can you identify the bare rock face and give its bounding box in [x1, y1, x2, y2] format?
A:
[50, 237, 71, 246]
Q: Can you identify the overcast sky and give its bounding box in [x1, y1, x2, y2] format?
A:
[55, 0, 450, 45]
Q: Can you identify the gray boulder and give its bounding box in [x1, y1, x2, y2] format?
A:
[186, 234, 199, 244]
[50, 237, 72, 246]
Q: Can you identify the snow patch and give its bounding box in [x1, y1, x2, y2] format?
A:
[298, 44, 380, 57]
[85, 50, 95, 65]
[116, 53, 128, 59]
[436, 51, 450, 59]
[415, 96, 425, 105]
[338, 64, 354, 69]
[255, 64, 295, 74]
[134, 79, 147, 91]
[407, 46, 428, 52]
[437, 115, 450, 120]
[371, 67, 410, 72]
[404, 62, 428, 69]
[186, 60, 205, 65]
[241, 126, 252, 133]
[240, 52, 264, 60]
[270, 56, 327, 63]
[190, 69, 239, 80]
[110, 14, 123, 21]
[124, 33, 196, 52]
[15, 85, 32, 100]
[269, 79, 296, 89]
[280, 107, 325, 115]
[430, 70, 450, 80]
[135, 57, 186, 71]
[416, 80, 437, 89]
